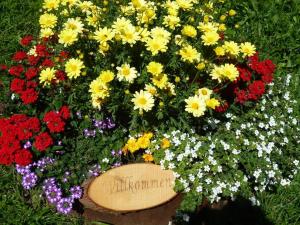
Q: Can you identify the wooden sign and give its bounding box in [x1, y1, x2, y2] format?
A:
[87, 163, 177, 212]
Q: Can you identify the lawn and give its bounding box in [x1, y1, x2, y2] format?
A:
[0, 0, 299, 224]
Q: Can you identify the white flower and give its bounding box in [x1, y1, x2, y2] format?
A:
[102, 158, 109, 163]
[196, 185, 203, 192]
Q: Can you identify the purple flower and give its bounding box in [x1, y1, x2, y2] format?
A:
[36, 157, 55, 171]
[23, 141, 32, 149]
[83, 129, 96, 138]
[88, 164, 101, 177]
[42, 178, 57, 191]
[70, 186, 82, 199]
[93, 119, 107, 130]
[106, 118, 116, 129]
[22, 172, 38, 190]
[56, 197, 74, 214]
[113, 162, 122, 168]
[45, 185, 62, 204]
[16, 164, 31, 175]
[111, 150, 116, 156]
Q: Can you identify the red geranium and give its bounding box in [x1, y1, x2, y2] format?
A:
[0, 64, 7, 71]
[12, 51, 27, 62]
[235, 89, 248, 104]
[59, 106, 71, 120]
[25, 67, 38, 80]
[0, 148, 14, 165]
[20, 88, 39, 104]
[26, 81, 38, 89]
[248, 80, 265, 100]
[20, 35, 33, 46]
[43, 111, 65, 133]
[238, 67, 252, 82]
[215, 101, 229, 113]
[26, 117, 41, 133]
[27, 55, 40, 66]
[10, 78, 26, 94]
[14, 149, 33, 166]
[34, 132, 53, 151]
[41, 58, 54, 67]
[9, 65, 24, 76]
[36, 44, 49, 57]
[55, 70, 67, 81]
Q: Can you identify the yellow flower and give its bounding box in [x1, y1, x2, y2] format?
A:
[166, 82, 176, 96]
[210, 65, 223, 83]
[61, 0, 78, 6]
[65, 58, 85, 79]
[89, 79, 109, 97]
[112, 17, 132, 34]
[58, 29, 78, 47]
[39, 13, 57, 28]
[206, 98, 220, 109]
[181, 25, 197, 38]
[116, 64, 138, 83]
[146, 38, 168, 55]
[201, 31, 220, 46]
[175, 76, 181, 83]
[137, 136, 150, 149]
[132, 90, 155, 112]
[197, 88, 212, 100]
[91, 93, 105, 109]
[240, 42, 256, 57]
[214, 46, 225, 56]
[121, 25, 140, 45]
[198, 22, 218, 33]
[179, 45, 201, 63]
[40, 28, 54, 38]
[221, 63, 239, 81]
[152, 74, 168, 89]
[64, 18, 84, 34]
[185, 95, 207, 117]
[176, 0, 193, 10]
[161, 138, 171, 149]
[229, 9, 237, 16]
[163, 15, 181, 30]
[39, 68, 56, 86]
[196, 62, 206, 70]
[94, 27, 115, 43]
[99, 70, 114, 84]
[43, 0, 60, 11]
[219, 24, 226, 31]
[127, 138, 140, 153]
[142, 154, 154, 162]
[147, 62, 163, 76]
[151, 27, 171, 41]
[223, 41, 240, 56]
[145, 84, 157, 96]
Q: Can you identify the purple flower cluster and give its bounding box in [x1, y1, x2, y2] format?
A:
[43, 178, 82, 214]
[36, 157, 55, 172]
[23, 140, 32, 149]
[88, 164, 101, 177]
[83, 117, 116, 138]
[94, 117, 116, 130]
[111, 149, 122, 157]
[22, 172, 38, 189]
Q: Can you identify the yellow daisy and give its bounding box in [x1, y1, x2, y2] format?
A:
[39, 68, 56, 86]
[185, 95, 207, 117]
[65, 58, 85, 79]
[132, 90, 155, 112]
[116, 64, 138, 83]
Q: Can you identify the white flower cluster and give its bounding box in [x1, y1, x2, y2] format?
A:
[153, 74, 299, 209]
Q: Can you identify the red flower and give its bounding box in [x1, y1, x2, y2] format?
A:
[20, 35, 33, 46]
[41, 58, 54, 67]
[59, 106, 71, 120]
[0, 64, 7, 71]
[237, 67, 252, 82]
[10, 78, 26, 94]
[25, 67, 38, 80]
[20, 88, 39, 104]
[14, 149, 33, 166]
[60, 51, 69, 59]
[36, 44, 48, 57]
[55, 70, 67, 81]
[26, 81, 38, 89]
[1, 136, 20, 153]
[9, 65, 24, 76]
[215, 101, 229, 113]
[43, 111, 65, 133]
[26, 117, 41, 133]
[261, 74, 274, 84]
[235, 89, 248, 104]
[27, 55, 40, 66]
[248, 80, 265, 100]
[16, 122, 33, 140]
[34, 132, 53, 151]
[12, 51, 27, 62]
[0, 148, 14, 165]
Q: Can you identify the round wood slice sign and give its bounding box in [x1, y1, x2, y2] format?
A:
[87, 163, 177, 212]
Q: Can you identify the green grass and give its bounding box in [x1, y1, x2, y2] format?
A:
[0, 0, 299, 224]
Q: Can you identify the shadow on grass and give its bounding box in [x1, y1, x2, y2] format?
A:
[189, 198, 274, 225]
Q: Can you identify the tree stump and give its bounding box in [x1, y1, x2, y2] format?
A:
[80, 164, 182, 225]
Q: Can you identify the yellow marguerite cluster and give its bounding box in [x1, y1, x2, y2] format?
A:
[185, 87, 220, 117]
[37, 0, 257, 119]
[210, 63, 239, 82]
[123, 132, 154, 153]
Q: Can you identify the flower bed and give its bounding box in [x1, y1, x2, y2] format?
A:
[0, 0, 299, 223]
